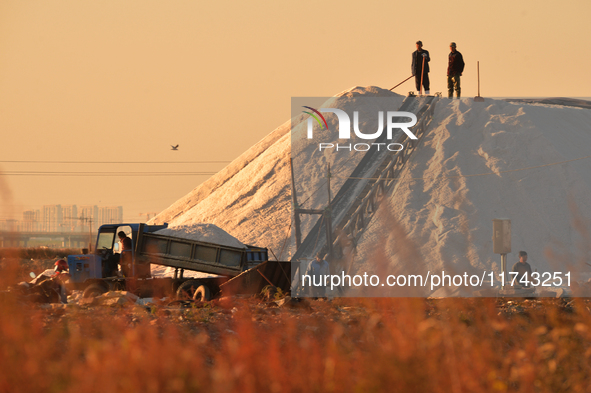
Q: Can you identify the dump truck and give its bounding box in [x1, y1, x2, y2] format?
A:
[66, 223, 272, 300]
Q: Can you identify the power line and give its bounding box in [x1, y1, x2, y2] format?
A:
[0, 160, 231, 164]
[0, 171, 218, 177]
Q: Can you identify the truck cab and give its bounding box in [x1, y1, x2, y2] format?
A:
[67, 223, 168, 285]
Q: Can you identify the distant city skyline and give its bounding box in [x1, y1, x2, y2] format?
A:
[0, 1, 589, 225]
[0, 204, 130, 233]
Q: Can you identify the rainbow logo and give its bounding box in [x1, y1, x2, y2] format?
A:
[302, 106, 329, 131]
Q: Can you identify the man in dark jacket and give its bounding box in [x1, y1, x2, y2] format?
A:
[447, 42, 465, 98]
[511, 251, 532, 287]
[118, 231, 133, 276]
[411, 40, 430, 95]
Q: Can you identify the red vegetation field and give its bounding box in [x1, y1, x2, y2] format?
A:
[1, 258, 591, 392]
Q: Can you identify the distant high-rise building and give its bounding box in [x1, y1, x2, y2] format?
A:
[79, 205, 99, 233]
[98, 206, 123, 227]
[22, 210, 41, 232]
[42, 205, 63, 232]
[0, 219, 19, 232]
[11, 204, 125, 233]
[62, 205, 78, 232]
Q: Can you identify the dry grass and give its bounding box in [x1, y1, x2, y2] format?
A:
[1, 254, 591, 393]
[0, 247, 82, 260]
[0, 248, 84, 282]
[1, 247, 591, 393]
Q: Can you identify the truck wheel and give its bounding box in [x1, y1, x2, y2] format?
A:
[46, 288, 61, 304]
[176, 280, 202, 300]
[193, 285, 211, 302]
[83, 283, 108, 298]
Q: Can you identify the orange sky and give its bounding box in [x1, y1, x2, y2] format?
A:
[0, 0, 589, 222]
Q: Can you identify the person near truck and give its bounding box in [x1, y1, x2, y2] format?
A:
[447, 42, 465, 98]
[511, 251, 532, 287]
[305, 253, 330, 298]
[411, 40, 430, 95]
[52, 259, 70, 303]
[118, 231, 132, 276]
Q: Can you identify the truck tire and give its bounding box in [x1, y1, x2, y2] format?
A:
[192, 285, 211, 302]
[176, 280, 202, 300]
[83, 283, 108, 298]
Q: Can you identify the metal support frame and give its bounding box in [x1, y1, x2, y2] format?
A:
[290, 158, 303, 249]
[292, 163, 335, 260]
[334, 97, 440, 270]
[500, 253, 507, 289]
[291, 96, 440, 273]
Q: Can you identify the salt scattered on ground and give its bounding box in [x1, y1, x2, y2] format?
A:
[150, 264, 217, 278]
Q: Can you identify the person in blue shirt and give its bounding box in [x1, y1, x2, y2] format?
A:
[305, 253, 330, 297]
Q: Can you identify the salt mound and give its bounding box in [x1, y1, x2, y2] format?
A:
[150, 86, 404, 259]
[353, 97, 591, 284]
[151, 85, 591, 287]
[154, 223, 245, 249]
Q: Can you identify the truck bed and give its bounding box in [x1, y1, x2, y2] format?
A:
[136, 232, 266, 277]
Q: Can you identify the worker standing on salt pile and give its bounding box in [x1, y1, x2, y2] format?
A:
[447, 42, 465, 98]
[511, 251, 532, 287]
[411, 40, 430, 95]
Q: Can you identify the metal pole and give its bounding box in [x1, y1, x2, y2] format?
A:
[327, 164, 332, 207]
[501, 253, 507, 289]
[478, 61, 481, 97]
[290, 158, 302, 249]
[389, 75, 413, 91]
[325, 164, 333, 259]
[88, 218, 92, 252]
[420, 56, 425, 95]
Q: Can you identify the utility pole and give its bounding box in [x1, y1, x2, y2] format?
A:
[291, 163, 334, 259]
[290, 158, 302, 249]
[139, 212, 158, 222]
[65, 215, 94, 251]
[325, 164, 333, 258]
[88, 217, 93, 251]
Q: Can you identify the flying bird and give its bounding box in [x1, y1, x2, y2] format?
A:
[171, 145, 179, 151]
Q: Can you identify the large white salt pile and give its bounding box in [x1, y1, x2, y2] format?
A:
[151, 86, 591, 289]
[352, 97, 591, 288]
